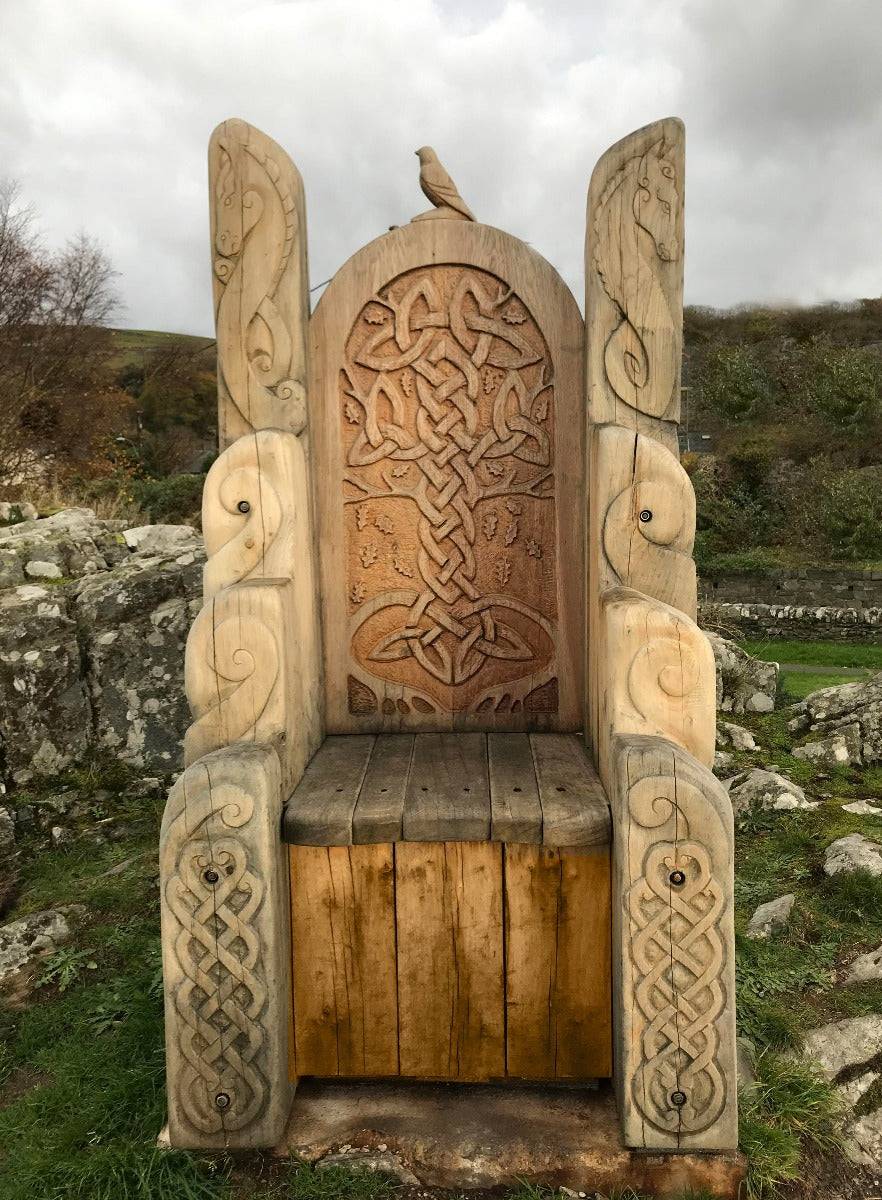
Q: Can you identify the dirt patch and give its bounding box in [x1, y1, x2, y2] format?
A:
[0, 1064, 52, 1111]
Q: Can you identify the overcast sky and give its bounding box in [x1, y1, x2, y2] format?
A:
[2, 0, 880, 334]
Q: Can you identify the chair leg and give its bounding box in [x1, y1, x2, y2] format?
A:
[160, 743, 295, 1148]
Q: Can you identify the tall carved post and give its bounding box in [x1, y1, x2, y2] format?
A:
[585, 119, 737, 1149]
[159, 119, 320, 1149]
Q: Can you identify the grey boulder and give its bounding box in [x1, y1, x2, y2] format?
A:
[793, 725, 862, 768]
[705, 632, 778, 714]
[746, 893, 795, 940]
[824, 835, 882, 878]
[725, 768, 816, 816]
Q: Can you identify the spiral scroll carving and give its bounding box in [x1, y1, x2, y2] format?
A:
[593, 133, 682, 422]
[600, 427, 696, 615]
[201, 430, 307, 598]
[211, 119, 307, 437]
[602, 590, 715, 769]
[185, 595, 280, 760]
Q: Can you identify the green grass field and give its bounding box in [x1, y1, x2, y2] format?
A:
[738, 638, 881, 702]
[740, 640, 882, 671]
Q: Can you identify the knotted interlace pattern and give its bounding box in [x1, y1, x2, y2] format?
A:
[627, 773, 729, 1136]
[164, 782, 270, 1134]
[342, 267, 558, 713]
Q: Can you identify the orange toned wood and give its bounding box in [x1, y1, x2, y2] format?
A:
[312, 221, 585, 735]
[395, 841, 505, 1080]
[505, 844, 611, 1079]
[554, 846, 612, 1077]
[290, 844, 398, 1076]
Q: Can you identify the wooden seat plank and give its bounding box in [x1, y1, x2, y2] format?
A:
[353, 734, 415, 843]
[283, 735, 375, 845]
[402, 732, 490, 842]
[487, 733, 542, 843]
[531, 734, 610, 847]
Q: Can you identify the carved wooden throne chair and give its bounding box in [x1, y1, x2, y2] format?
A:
[159, 116, 738, 1162]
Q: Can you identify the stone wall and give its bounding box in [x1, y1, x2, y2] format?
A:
[700, 600, 882, 643]
[699, 567, 882, 611]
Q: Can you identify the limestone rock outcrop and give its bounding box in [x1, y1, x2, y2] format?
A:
[705, 632, 779, 714]
[0, 508, 204, 785]
[790, 674, 882, 766]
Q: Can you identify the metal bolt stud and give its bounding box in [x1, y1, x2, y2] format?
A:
[237, 500, 251, 514]
[670, 1090, 687, 1108]
[669, 869, 686, 887]
[203, 867, 220, 885]
[214, 1092, 231, 1110]
[639, 509, 653, 523]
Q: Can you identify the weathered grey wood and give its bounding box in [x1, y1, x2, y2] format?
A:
[488, 733, 542, 843]
[283, 735, 375, 845]
[402, 732, 490, 842]
[160, 743, 292, 1149]
[611, 733, 737, 1151]
[531, 734, 610, 847]
[283, 732, 611, 847]
[353, 734, 415, 843]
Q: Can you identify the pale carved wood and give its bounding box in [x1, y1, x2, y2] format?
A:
[184, 579, 314, 792]
[209, 118, 309, 447]
[585, 118, 684, 454]
[598, 588, 716, 782]
[160, 743, 292, 1148]
[311, 220, 585, 733]
[201, 429, 323, 753]
[610, 733, 737, 1151]
[414, 146, 475, 221]
[592, 424, 697, 616]
[587, 423, 698, 754]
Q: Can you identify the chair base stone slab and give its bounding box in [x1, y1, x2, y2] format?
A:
[275, 1078, 746, 1199]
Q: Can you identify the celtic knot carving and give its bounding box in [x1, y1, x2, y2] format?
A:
[341, 265, 558, 714]
[623, 764, 733, 1140]
[163, 773, 269, 1134]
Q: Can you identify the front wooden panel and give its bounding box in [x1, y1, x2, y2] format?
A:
[289, 841, 611, 1081]
[310, 222, 585, 733]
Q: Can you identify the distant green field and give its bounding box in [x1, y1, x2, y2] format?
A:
[739, 637, 881, 702]
[740, 639, 882, 671]
[108, 328, 215, 369]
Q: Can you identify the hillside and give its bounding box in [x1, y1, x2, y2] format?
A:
[16, 307, 878, 567]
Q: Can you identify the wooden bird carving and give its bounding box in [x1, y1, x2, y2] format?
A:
[414, 146, 475, 222]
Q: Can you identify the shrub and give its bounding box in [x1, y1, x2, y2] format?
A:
[816, 466, 882, 560]
[132, 473, 204, 526]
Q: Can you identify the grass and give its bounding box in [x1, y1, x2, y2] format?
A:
[735, 637, 880, 703]
[739, 640, 882, 671]
[739, 1054, 844, 1199]
[108, 328, 215, 370]
[781, 671, 861, 700]
[4, 688, 882, 1199]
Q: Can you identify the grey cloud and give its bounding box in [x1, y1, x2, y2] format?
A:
[1, 0, 879, 332]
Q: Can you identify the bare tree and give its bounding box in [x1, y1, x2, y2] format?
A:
[0, 180, 124, 486]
